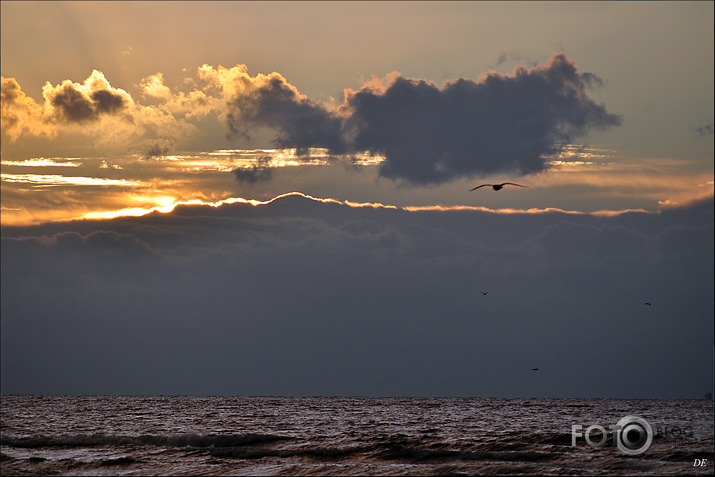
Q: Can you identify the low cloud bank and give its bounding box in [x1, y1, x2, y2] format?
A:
[1, 195, 711, 397]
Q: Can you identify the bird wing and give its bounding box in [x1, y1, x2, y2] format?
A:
[470, 184, 491, 191]
[501, 182, 528, 188]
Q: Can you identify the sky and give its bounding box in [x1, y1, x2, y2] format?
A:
[1, 1, 713, 398]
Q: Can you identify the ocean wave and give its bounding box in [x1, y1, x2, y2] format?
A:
[0, 432, 291, 449]
[1, 431, 568, 464]
[208, 433, 562, 464]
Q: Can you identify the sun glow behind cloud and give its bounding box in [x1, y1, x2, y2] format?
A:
[0, 147, 386, 225]
[0, 146, 712, 226]
[80, 192, 346, 220]
[83, 191, 634, 223]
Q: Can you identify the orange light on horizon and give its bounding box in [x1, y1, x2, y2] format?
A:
[1, 147, 712, 227]
[3, 189, 713, 227]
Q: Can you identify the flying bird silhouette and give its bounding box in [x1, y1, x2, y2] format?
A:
[644, 302, 652, 306]
[470, 182, 528, 191]
[481, 291, 488, 295]
[531, 368, 540, 371]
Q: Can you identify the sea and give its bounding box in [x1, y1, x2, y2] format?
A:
[1, 396, 713, 476]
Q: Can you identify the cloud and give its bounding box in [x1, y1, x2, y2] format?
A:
[145, 139, 174, 159]
[0, 77, 54, 141]
[140, 73, 172, 100]
[340, 53, 621, 184]
[3, 71, 148, 149]
[493, 51, 539, 68]
[233, 156, 274, 184]
[42, 70, 132, 123]
[1, 195, 712, 396]
[0, 173, 142, 187]
[139, 71, 218, 119]
[199, 64, 347, 152]
[2, 70, 219, 152]
[197, 54, 621, 186]
[48, 84, 97, 122]
[580, 72, 605, 89]
[4, 54, 620, 184]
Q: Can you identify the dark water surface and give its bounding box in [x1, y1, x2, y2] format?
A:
[1, 396, 713, 476]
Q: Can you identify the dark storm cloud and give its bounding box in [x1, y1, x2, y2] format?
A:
[90, 89, 127, 114]
[49, 83, 128, 123]
[225, 74, 348, 152]
[43, 71, 131, 124]
[49, 83, 96, 122]
[2, 195, 712, 397]
[341, 53, 621, 184]
[222, 53, 620, 185]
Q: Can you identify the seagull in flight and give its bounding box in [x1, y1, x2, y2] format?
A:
[470, 182, 528, 191]
[644, 302, 652, 306]
[531, 368, 540, 371]
[481, 291, 488, 295]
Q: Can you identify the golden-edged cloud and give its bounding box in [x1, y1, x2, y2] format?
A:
[197, 64, 349, 152]
[1, 69, 217, 154]
[140, 73, 172, 100]
[1, 145, 712, 226]
[5, 53, 623, 186]
[3, 53, 622, 186]
[42, 69, 133, 123]
[2, 56, 710, 227]
[1, 77, 54, 141]
[139, 71, 217, 120]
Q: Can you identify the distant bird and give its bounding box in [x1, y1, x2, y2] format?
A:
[481, 291, 488, 295]
[531, 368, 540, 371]
[470, 182, 528, 191]
[644, 302, 652, 306]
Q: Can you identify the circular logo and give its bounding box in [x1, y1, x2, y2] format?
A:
[615, 415, 653, 456]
